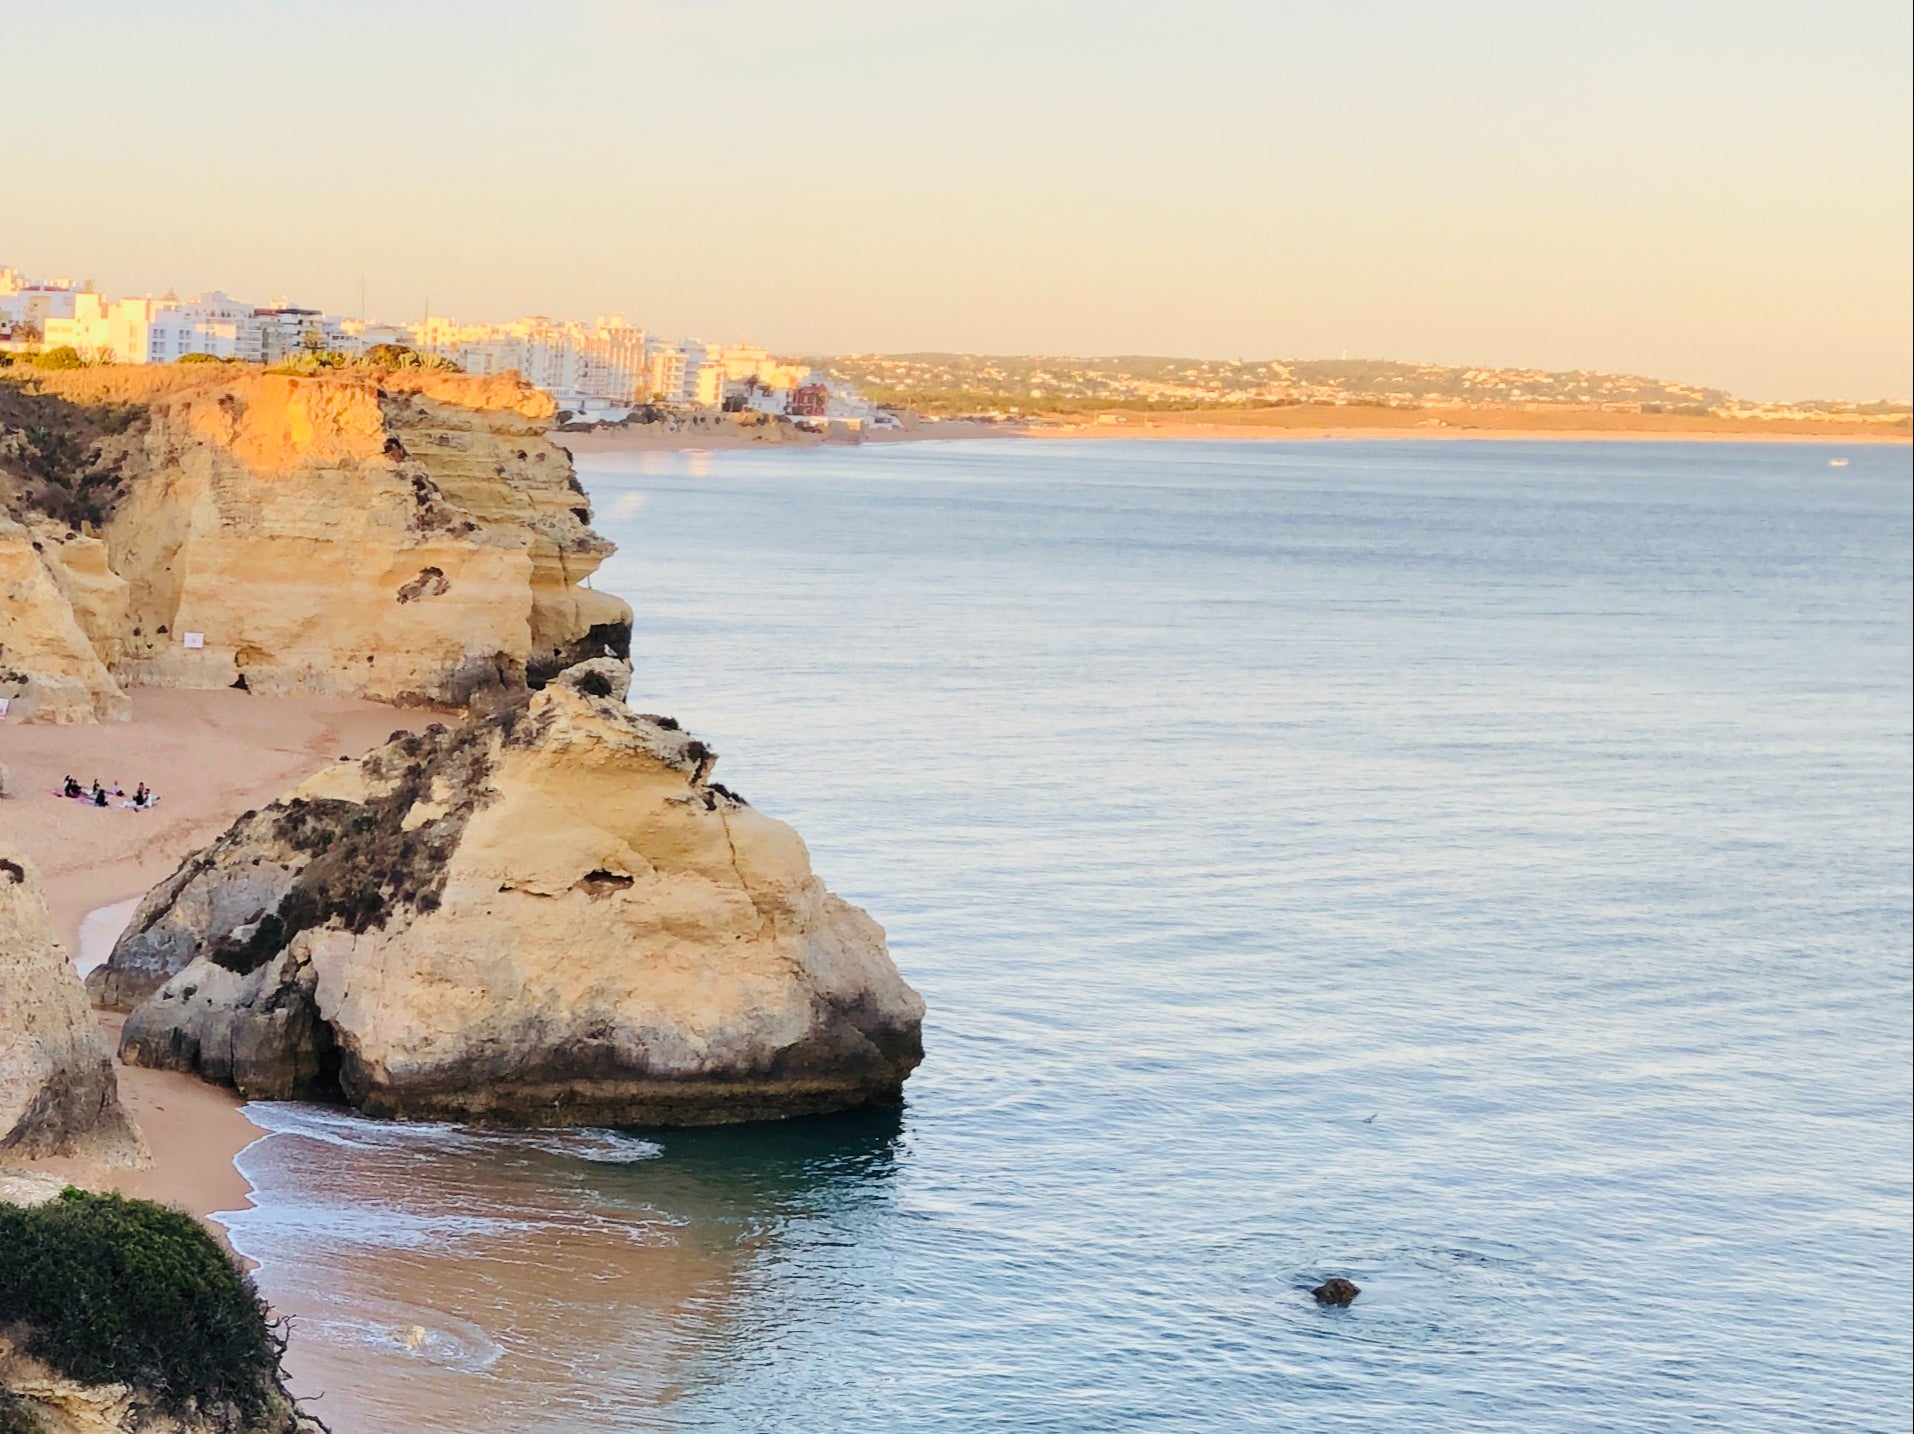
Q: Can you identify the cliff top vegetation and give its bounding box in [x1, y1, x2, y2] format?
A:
[0, 1188, 294, 1427]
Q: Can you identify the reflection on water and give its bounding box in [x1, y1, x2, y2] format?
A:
[214, 441, 1910, 1432]
[224, 1105, 904, 1432]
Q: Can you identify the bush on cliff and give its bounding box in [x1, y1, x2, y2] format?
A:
[28, 346, 83, 371]
[362, 343, 461, 373]
[0, 1189, 286, 1422]
[264, 349, 349, 375]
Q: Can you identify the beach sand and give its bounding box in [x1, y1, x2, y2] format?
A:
[1, 688, 422, 1222]
[1018, 406, 1910, 442]
[555, 415, 1010, 455]
[553, 406, 1906, 456]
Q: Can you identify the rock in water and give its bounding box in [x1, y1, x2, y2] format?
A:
[0, 845, 143, 1161]
[1311, 1278, 1361, 1306]
[112, 663, 926, 1126]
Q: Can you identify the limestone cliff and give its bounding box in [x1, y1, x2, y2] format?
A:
[0, 366, 630, 717]
[0, 844, 141, 1162]
[108, 661, 925, 1125]
[0, 519, 130, 722]
[0, 1336, 308, 1434]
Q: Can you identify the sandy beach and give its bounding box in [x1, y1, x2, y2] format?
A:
[554, 413, 1007, 455]
[552, 406, 1907, 456]
[1, 688, 421, 1222]
[1018, 406, 1911, 442]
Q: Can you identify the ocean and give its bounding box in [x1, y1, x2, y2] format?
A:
[219, 439, 1913, 1432]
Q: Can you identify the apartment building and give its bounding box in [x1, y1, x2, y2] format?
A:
[0, 269, 84, 330]
[44, 291, 259, 363]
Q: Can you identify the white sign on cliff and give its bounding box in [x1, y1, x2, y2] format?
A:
[182, 632, 205, 649]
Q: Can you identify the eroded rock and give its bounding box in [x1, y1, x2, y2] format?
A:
[112, 669, 925, 1125]
[1, 366, 633, 715]
[0, 845, 143, 1162]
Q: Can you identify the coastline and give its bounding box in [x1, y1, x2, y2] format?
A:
[2, 688, 422, 1224]
[553, 409, 1909, 454]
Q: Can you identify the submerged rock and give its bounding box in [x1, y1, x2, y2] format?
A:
[111, 664, 925, 1126]
[0, 844, 142, 1163]
[1311, 1278, 1361, 1306]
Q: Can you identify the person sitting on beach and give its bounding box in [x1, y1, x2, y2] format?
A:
[109, 780, 125, 797]
[93, 787, 108, 808]
[62, 775, 82, 798]
[132, 783, 152, 810]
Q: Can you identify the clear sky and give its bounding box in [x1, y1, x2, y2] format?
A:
[3, 0, 1908, 399]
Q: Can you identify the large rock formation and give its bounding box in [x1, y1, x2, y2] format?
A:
[0, 844, 141, 1162]
[0, 365, 631, 717]
[0, 518, 131, 723]
[107, 662, 925, 1125]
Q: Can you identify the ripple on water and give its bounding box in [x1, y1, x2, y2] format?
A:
[215, 441, 1912, 1434]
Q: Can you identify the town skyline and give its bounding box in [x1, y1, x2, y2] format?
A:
[12, 261, 1911, 419]
[4, 1, 1907, 403]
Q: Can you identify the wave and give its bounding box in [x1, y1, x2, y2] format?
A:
[239, 1101, 664, 1164]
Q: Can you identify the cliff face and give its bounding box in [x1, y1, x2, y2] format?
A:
[0, 366, 630, 717]
[0, 520, 130, 722]
[109, 661, 925, 1125]
[0, 844, 142, 1162]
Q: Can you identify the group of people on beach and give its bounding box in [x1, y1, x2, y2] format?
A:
[59, 775, 157, 810]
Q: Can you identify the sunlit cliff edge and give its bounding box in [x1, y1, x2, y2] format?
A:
[1, 365, 631, 723]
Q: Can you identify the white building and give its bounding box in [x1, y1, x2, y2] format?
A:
[417, 314, 648, 404]
[248, 306, 348, 363]
[44, 290, 262, 364]
[644, 340, 689, 404]
[0, 269, 85, 330]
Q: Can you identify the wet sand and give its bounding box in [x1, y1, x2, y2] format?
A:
[1, 687, 423, 1222]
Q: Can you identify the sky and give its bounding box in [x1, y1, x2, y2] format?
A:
[2, 0, 1909, 400]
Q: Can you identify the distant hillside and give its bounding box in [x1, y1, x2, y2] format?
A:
[802, 353, 1908, 423]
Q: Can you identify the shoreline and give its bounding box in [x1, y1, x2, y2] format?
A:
[553, 411, 1909, 454]
[1, 688, 423, 1227]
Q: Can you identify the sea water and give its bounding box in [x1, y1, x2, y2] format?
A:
[220, 440, 1913, 1432]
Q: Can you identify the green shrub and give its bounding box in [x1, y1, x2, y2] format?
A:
[29, 346, 83, 371]
[176, 351, 233, 365]
[361, 343, 461, 373]
[361, 342, 422, 369]
[264, 350, 349, 375]
[0, 1189, 284, 1421]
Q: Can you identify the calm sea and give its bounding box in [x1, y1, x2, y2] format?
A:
[221, 439, 1913, 1432]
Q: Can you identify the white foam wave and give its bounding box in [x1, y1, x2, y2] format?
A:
[74, 897, 141, 977]
[299, 1299, 505, 1372]
[240, 1102, 663, 1165]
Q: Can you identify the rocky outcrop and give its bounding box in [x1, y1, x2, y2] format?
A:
[0, 366, 631, 718]
[0, 518, 130, 723]
[110, 662, 925, 1125]
[0, 1336, 309, 1434]
[0, 845, 141, 1162]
